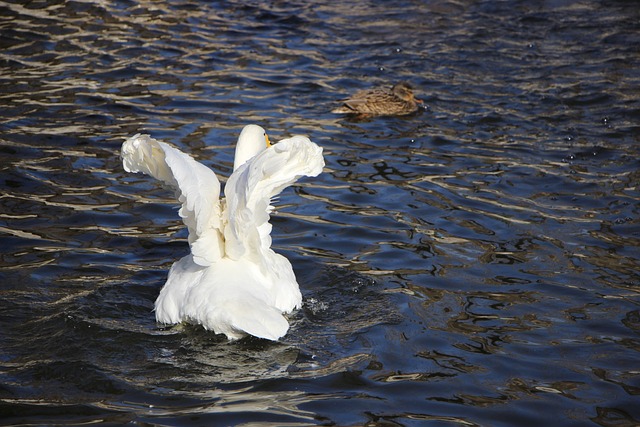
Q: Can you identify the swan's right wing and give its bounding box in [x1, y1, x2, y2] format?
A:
[121, 134, 224, 265]
[223, 136, 324, 268]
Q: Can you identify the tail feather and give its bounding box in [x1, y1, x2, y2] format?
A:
[197, 297, 290, 341]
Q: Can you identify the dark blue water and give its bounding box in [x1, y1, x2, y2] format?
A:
[1, 0, 639, 425]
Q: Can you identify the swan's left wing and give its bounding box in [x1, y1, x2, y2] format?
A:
[121, 134, 224, 265]
[223, 136, 324, 265]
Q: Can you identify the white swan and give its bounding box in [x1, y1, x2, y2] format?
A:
[121, 125, 325, 340]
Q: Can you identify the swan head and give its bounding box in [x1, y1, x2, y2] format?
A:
[233, 124, 271, 171]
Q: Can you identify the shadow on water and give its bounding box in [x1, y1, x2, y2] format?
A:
[1, 0, 639, 425]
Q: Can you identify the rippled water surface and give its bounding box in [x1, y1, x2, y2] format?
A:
[1, 0, 639, 425]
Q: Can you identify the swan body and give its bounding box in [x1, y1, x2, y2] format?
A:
[332, 82, 423, 116]
[121, 125, 324, 340]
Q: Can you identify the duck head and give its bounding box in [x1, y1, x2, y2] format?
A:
[393, 82, 423, 105]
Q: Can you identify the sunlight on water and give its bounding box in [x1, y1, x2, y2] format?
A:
[0, 0, 639, 425]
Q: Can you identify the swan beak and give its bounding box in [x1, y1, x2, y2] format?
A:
[265, 133, 271, 147]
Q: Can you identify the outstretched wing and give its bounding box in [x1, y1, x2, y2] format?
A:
[223, 136, 324, 267]
[121, 134, 224, 266]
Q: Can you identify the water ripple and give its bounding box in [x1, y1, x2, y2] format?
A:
[1, 0, 639, 425]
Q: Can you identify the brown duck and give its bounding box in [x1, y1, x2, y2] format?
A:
[332, 82, 423, 116]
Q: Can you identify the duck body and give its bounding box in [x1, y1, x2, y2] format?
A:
[332, 82, 422, 116]
[121, 125, 324, 340]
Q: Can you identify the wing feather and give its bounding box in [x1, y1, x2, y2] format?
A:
[223, 136, 324, 267]
[121, 134, 224, 265]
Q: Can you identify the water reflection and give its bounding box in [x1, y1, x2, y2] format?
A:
[1, 0, 639, 425]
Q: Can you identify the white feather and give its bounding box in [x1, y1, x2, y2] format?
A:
[121, 134, 224, 265]
[121, 126, 325, 340]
